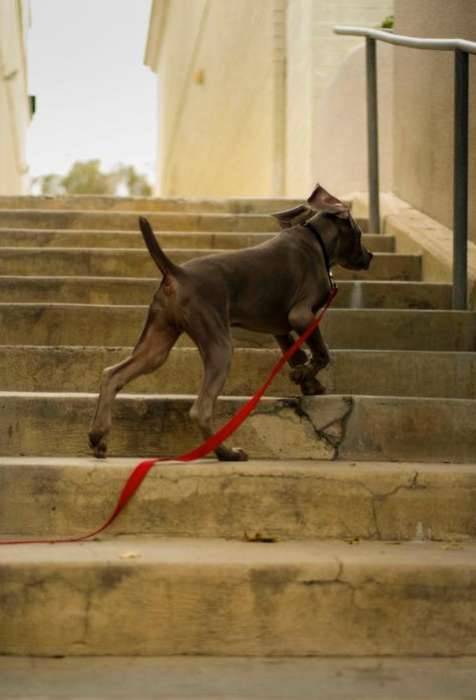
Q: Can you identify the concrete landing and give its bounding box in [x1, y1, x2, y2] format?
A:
[1, 656, 476, 699]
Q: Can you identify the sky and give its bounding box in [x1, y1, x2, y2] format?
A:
[27, 0, 156, 183]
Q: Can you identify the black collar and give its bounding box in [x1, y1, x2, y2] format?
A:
[304, 220, 336, 289]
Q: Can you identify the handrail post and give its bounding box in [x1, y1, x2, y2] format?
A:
[453, 49, 469, 310]
[366, 37, 381, 234]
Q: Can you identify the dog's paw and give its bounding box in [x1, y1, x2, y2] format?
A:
[88, 431, 108, 459]
[217, 446, 249, 462]
[289, 364, 314, 384]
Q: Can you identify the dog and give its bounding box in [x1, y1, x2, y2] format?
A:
[89, 184, 373, 461]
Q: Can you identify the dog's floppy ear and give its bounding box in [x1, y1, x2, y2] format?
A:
[272, 184, 350, 228]
[271, 203, 315, 229]
[307, 183, 349, 218]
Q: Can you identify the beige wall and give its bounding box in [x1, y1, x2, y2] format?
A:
[0, 0, 30, 194]
[309, 41, 394, 196]
[286, 0, 393, 197]
[152, 0, 284, 198]
[147, 0, 393, 198]
[393, 0, 476, 242]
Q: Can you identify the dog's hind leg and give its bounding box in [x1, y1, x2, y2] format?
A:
[89, 310, 180, 458]
[187, 316, 247, 462]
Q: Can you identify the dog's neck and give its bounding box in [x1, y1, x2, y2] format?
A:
[304, 216, 338, 270]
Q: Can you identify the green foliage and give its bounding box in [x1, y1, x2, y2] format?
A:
[381, 15, 394, 29]
[61, 159, 114, 195]
[33, 160, 152, 197]
[112, 164, 152, 197]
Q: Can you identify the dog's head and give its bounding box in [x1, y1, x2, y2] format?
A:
[272, 184, 373, 271]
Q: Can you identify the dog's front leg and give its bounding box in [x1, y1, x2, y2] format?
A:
[286, 305, 330, 395]
[275, 334, 309, 368]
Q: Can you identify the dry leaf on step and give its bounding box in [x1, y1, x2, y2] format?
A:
[120, 551, 141, 559]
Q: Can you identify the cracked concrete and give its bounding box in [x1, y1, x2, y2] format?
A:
[3, 391, 475, 461]
[2, 459, 476, 542]
[2, 538, 476, 656]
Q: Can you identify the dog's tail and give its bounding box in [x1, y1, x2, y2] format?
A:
[138, 216, 182, 277]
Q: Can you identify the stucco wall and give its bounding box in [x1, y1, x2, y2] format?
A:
[155, 0, 282, 198]
[0, 0, 30, 194]
[314, 42, 393, 196]
[393, 0, 476, 242]
[148, 0, 393, 198]
[286, 0, 393, 197]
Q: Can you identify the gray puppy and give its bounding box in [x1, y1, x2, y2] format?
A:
[89, 184, 373, 461]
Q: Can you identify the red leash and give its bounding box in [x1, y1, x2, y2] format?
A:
[0, 286, 338, 546]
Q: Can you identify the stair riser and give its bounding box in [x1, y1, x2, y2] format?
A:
[0, 278, 446, 308]
[2, 462, 475, 541]
[0, 211, 282, 232]
[1, 306, 473, 350]
[1, 394, 475, 462]
[0, 210, 365, 232]
[0, 195, 307, 213]
[0, 230, 389, 250]
[2, 551, 475, 656]
[0, 249, 419, 281]
[2, 347, 475, 398]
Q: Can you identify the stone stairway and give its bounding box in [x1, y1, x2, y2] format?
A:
[0, 195, 475, 660]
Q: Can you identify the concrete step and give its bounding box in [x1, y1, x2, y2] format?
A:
[0, 194, 308, 214]
[0, 247, 420, 281]
[2, 346, 474, 398]
[0, 209, 368, 233]
[2, 458, 475, 541]
[0, 276, 450, 308]
[0, 210, 282, 232]
[1, 392, 475, 461]
[1, 536, 476, 656]
[2, 656, 476, 700]
[1, 305, 474, 350]
[0, 228, 390, 250]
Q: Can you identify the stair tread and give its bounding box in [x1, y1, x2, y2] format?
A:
[0, 655, 474, 700]
[1, 389, 475, 400]
[2, 534, 476, 564]
[2, 455, 475, 472]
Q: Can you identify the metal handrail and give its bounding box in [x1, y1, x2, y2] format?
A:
[334, 25, 473, 309]
[335, 26, 476, 55]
